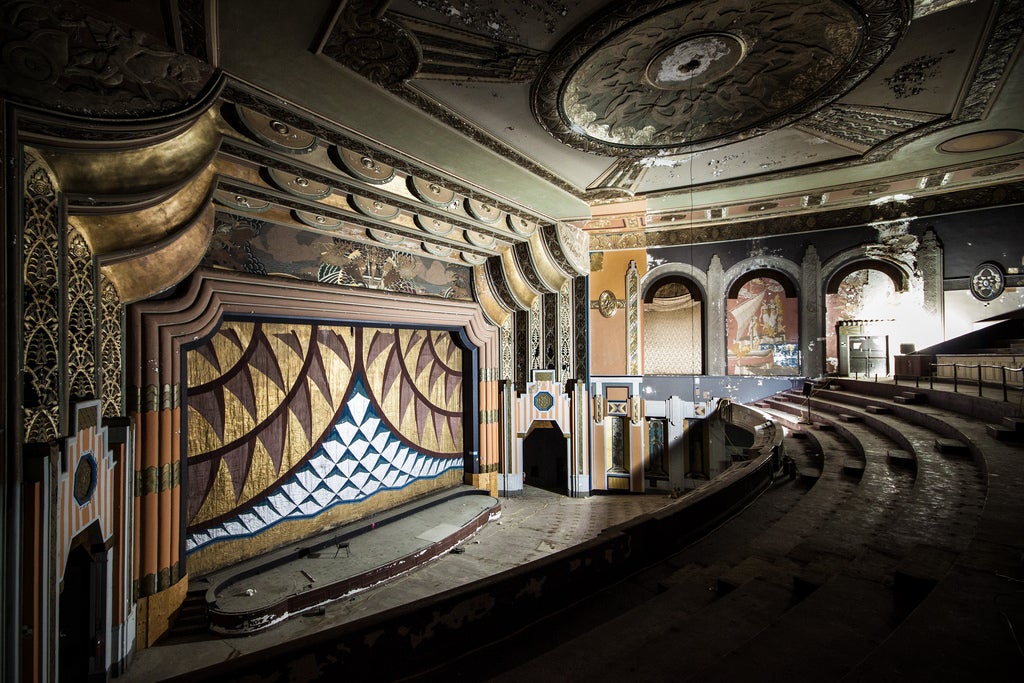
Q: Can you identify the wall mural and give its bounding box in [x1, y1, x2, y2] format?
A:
[204, 212, 472, 300]
[727, 277, 800, 375]
[184, 320, 464, 574]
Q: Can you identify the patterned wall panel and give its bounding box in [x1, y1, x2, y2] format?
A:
[184, 320, 463, 573]
[205, 212, 472, 300]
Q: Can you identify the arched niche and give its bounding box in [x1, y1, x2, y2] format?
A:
[725, 268, 801, 376]
[641, 269, 706, 375]
[820, 254, 915, 376]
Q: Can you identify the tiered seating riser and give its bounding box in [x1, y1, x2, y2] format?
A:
[811, 390, 984, 471]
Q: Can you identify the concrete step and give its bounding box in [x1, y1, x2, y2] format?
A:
[865, 405, 890, 414]
[839, 413, 862, 423]
[986, 423, 1019, 441]
[934, 438, 970, 456]
[894, 544, 958, 608]
[894, 391, 925, 404]
[1002, 416, 1024, 432]
[842, 457, 866, 477]
[813, 422, 835, 431]
[887, 449, 916, 468]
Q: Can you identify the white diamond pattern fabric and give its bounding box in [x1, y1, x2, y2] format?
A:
[186, 378, 461, 553]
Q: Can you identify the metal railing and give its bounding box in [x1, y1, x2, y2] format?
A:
[894, 362, 1024, 402]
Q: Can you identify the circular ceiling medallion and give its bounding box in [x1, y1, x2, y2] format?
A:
[533, 0, 908, 154]
[646, 33, 746, 89]
[938, 129, 1024, 154]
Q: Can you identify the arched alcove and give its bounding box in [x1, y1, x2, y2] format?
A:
[726, 270, 800, 375]
[823, 260, 910, 375]
[643, 275, 704, 374]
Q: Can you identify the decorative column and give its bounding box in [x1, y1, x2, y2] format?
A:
[707, 255, 726, 375]
[801, 245, 823, 377]
[557, 280, 573, 382]
[918, 229, 944, 345]
[625, 260, 641, 375]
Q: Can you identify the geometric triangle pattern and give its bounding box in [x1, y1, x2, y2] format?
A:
[185, 375, 462, 554]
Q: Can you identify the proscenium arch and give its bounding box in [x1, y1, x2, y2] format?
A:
[129, 268, 501, 587]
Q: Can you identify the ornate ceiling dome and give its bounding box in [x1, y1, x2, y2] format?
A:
[532, 0, 912, 155]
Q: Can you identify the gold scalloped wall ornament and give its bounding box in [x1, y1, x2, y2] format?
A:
[39, 108, 221, 198]
[473, 264, 513, 326]
[527, 230, 570, 292]
[99, 203, 216, 303]
[499, 246, 540, 309]
[70, 166, 218, 256]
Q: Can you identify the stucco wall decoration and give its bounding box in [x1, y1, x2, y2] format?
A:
[0, 0, 216, 118]
[205, 212, 472, 300]
[184, 320, 464, 574]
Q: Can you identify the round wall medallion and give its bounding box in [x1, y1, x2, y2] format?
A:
[534, 391, 554, 411]
[598, 290, 619, 318]
[74, 452, 98, 506]
[970, 262, 1005, 301]
[534, 0, 907, 154]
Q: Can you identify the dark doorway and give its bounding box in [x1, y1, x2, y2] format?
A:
[523, 421, 568, 493]
[59, 532, 107, 683]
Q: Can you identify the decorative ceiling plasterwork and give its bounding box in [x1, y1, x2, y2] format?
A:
[533, 0, 892, 155]
[0, 0, 217, 121]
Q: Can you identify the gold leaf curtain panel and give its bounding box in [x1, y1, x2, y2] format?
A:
[184, 320, 463, 572]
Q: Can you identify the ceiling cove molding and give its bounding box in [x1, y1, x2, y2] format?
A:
[221, 80, 560, 225]
[591, 180, 1024, 250]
